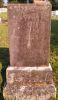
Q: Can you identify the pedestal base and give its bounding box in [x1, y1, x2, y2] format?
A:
[3, 64, 56, 100]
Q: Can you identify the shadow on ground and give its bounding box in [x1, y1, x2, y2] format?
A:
[0, 48, 9, 100]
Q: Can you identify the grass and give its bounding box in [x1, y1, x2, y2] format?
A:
[0, 12, 58, 100]
[0, 24, 8, 48]
[50, 18, 58, 99]
[0, 12, 7, 20]
[0, 12, 9, 100]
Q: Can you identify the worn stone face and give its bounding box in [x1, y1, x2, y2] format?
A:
[8, 3, 51, 67]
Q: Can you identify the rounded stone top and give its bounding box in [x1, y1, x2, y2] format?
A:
[34, 0, 48, 4]
[34, 0, 48, 1]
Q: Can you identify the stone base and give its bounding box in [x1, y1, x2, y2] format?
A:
[3, 64, 56, 100]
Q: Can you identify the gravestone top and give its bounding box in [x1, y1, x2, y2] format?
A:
[34, 0, 49, 4]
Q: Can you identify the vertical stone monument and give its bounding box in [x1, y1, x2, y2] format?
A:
[3, 0, 56, 100]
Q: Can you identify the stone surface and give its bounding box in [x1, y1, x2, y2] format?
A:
[34, 0, 48, 4]
[6, 64, 53, 85]
[8, 2, 51, 67]
[3, 65, 56, 100]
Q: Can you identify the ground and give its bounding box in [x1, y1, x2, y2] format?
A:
[0, 12, 58, 100]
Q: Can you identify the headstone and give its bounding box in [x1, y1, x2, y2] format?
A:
[56, 10, 58, 16]
[52, 11, 56, 16]
[3, 1, 56, 100]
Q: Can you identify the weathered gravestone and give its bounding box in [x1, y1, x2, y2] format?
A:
[3, 0, 56, 100]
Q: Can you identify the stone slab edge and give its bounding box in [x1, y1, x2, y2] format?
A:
[7, 63, 52, 71]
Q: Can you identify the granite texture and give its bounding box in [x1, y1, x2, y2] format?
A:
[3, 65, 56, 100]
[8, 2, 51, 67]
[6, 65, 53, 85]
